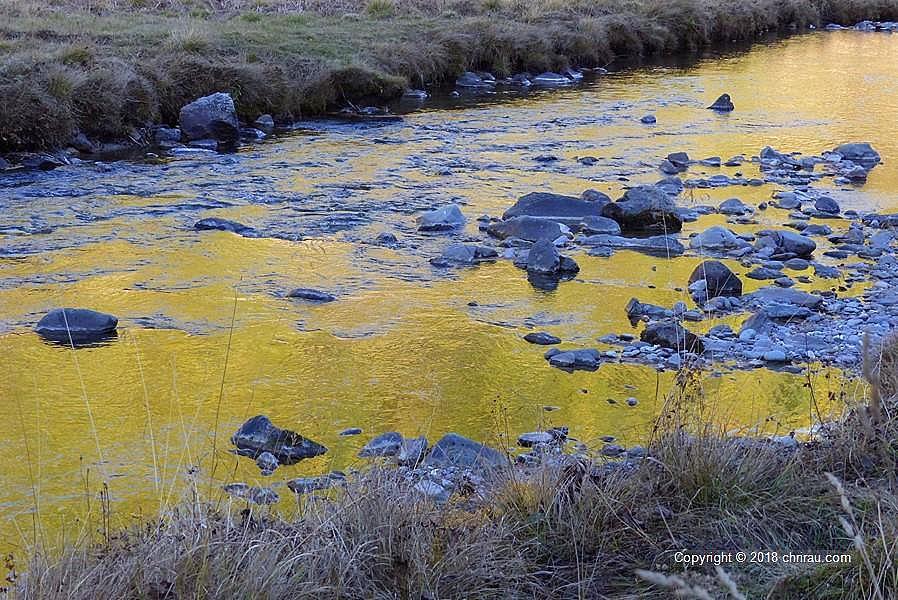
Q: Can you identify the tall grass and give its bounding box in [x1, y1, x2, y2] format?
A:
[3, 0, 898, 151]
[17, 335, 898, 598]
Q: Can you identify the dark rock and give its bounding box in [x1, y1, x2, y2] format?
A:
[231, 415, 327, 465]
[546, 348, 602, 371]
[424, 433, 506, 470]
[687, 261, 742, 302]
[833, 142, 881, 167]
[339, 427, 363, 436]
[524, 332, 562, 345]
[641, 320, 704, 353]
[154, 127, 182, 144]
[626, 298, 671, 320]
[580, 189, 611, 203]
[814, 197, 840, 214]
[179, 92, 239, 144]
[745, 287, 824, 310]
[640, 114, 657, 124]
[456, 71, 494, 88]
[358, 432, 403, 457]
[527, 240, 561, 274]
[746, 267, 784, 280]
[35, 308, 118, 345]
[418, 205, 466, 231]
[503, 192, 606, 224]
[532, 72, 572, 86]
[708, 93, 734, 112]
[667, 152, 690, 169]
[754, 230, 816, 258]
[601, 185, 683, 233]
[487, 216, 570, 241]
[287, 288, 336, 302]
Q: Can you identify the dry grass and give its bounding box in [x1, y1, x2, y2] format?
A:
[15, 336, 898, 599]
[3, 0, 898, 151]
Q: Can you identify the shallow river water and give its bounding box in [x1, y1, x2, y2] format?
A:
[2, 31, 895, 553]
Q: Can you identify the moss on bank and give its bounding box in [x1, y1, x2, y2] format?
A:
[2, 0, 898, 151]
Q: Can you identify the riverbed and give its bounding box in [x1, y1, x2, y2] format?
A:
[1, 30, 893, 554]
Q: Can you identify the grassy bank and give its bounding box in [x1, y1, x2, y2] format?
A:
[3, 0, 898, 151]
[16, 342, 898, 599]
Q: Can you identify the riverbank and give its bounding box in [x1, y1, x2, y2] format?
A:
[17, 347, 898, 599]
[2, 0, 898, 154]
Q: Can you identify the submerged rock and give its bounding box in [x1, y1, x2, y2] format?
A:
[833, 142, 881, 167]
[179, 92, 239, 144]
[456, 71, 495, 89]
[231, 415, 327, 465]
[424, 433, 506, 471]
[35, 308, 118, 345]
[531, 72, 572, 86]
[287, 288, 336, 302]
[194, 217, 256, 236]
[601, 185, 683, 233]
[707, 93, 735, 112]
[641, 320, 704, 353]
[418, 205, 467, 231]
[580, 234, 685, 256]
[431, 244, 498, 266]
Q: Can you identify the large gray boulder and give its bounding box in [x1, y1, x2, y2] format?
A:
[833, 143, 880, 167]
[487, 216, 570, 241]
[35, 308, 118, 345]
[754, 230, 816, 258]
[424, 433, 506, 471]
[689, 226, 750, 252]
[503, 192, 607, 224]
[601, 185, 683, 233]
[179, 92, 239, 144]
[231, 415, 327, 465]
[526, 239, 561, 273]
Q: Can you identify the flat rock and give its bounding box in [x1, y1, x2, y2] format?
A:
[35, 308, 118, 345]
[418, 205, 466, 231]
[287, 288, 336, 302]
[580, 234, 685, 256]
[524, 332, 562, 345]
[546, 348, 602, 371]
[358, 432, 403, 458]
[487, 216, 571, 241]
[503, 192, 606, 224]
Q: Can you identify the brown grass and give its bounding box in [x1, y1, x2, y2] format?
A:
[3, 0, 898, 151]
[15, 337, 898, 599]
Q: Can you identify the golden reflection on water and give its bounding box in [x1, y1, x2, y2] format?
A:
[2, 31, 891, 555]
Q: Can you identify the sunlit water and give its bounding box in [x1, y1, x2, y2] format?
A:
[1, 31, 892, 555]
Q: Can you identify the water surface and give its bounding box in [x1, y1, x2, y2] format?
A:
[1, 31, 890, 554]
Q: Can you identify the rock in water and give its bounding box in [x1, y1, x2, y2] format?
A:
[526, 239, 561, 273]
[231, 415, 327, 465]
[601, 185, 683, 233]
[641, 320, 704, 354]
[833, 142, 881, 167]
[35, 308, 118, 345]
[708, 93, 734, 112]
[255, 452, 279, 476]
[487, 216, 571, 241]
[223, 483, 279, 505]
[754, 230, 816, 258]
[194, 217, 255, 236]
[358, 432, 403, 457]
[502, 192, 607, 224]
[424, 433, 506, 471]
[398, 436, 428, 466]
[287, 472, 346, 494]
[687, 261, 742, 302]
[417, 205, 466, 231]
[523, 332, 561, 345]
[179, 92, 239, 145]
[287, 288, 336, 302]
[545, 348, 602, 371]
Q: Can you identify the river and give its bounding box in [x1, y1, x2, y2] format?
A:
[1, 30, 893, 555]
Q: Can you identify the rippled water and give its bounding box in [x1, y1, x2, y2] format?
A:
[2, 31, 892, 553]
